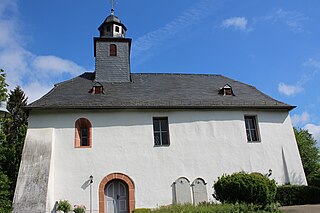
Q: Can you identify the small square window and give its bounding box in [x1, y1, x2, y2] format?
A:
[106, 26, 111, 32]
[153, 117, 170, 146]
[115, 26, 120, 32]
[244, 116, 260, 142]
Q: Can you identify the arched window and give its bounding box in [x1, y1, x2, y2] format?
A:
[75, 118, 92, 148]
[110, 44, 117, 56]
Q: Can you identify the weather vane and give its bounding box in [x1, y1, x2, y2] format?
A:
[109, 0, 118, 13]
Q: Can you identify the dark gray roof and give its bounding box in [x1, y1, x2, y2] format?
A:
[104, 15, 121, 24]
[27, 73, 294, 110]
[99, 14, 127, 31]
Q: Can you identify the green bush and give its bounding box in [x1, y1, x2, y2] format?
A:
[0, 172, 12, 213]
[308, 170, 320, 187]
[147, 203, 281, 213]
[73, 205, 86, 213]
[132, 208, 152, 213]
[276, 185, 320, 206]
[213, 172, 277, 206]
[57, 199, 72, 212]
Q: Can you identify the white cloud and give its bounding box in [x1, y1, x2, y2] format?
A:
[21, 81, 52, 103]
[132, 0, 215, 64]
[33, 56, 85, 75]
[221, 17, 248, 31]
[0, 0, 87, 103]
[279, 57, 320, 97]
[291, 112, 310, 126]
[304, 58, 320, 70]
[264, 8, 308, 33]
[278, 82, 303, 96]
[304, 124, 320, 145]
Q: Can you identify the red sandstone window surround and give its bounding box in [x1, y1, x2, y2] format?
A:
[110, 44, 117, 56]
[75, 118, 92, 148]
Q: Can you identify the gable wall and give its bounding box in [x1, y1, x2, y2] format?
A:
[26, 109, 306, 211]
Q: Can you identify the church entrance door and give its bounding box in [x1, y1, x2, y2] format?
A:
[105, 180, 129, 213]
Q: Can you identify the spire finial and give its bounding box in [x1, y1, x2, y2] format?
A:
[110, 0, 117, 15]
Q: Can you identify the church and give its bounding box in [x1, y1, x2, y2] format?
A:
[13, 8, 307, 213]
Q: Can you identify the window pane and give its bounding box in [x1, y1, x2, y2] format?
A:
[161, 132, 169, 145]
[246, 117, 254, 129]
[246, 130, 251, 141]
[81, 129, 88, 137]
[153, 117, 169, 146]
[245, 118, 250, 129]
[245, 116, 259, 142]
[153, 119, 160, 131]
[110, 44, 117, 56]
[81, 129, 88, 146]
[154, 133, 161, 146]
[251, 130, 257, 141]
[160, 119, 168, 131]
[81, 137, 88, 146]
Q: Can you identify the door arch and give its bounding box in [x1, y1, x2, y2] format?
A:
[99, 173, 135, 213]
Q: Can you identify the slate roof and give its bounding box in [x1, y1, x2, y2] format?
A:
[27, 73, 294, 110]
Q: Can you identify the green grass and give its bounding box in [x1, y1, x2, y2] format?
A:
[133, 203, 283, 213]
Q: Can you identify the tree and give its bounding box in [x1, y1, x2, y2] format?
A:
[0, 171, 12, 213]
[0, 69, 11, 211]
[1, 86, 28, 199]
[0, 69, 8, 101]
[294, 127, 320, 186]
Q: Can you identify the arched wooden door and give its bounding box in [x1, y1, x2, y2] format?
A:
[105, 180, 129, 213]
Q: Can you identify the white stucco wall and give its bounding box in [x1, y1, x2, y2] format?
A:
[26, 109, 306, 212]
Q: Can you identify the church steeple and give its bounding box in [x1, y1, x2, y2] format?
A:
[94, 7, 131, 83]
[98, 9, 127, 38]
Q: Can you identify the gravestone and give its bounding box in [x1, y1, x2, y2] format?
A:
[191, 178, 208, 205]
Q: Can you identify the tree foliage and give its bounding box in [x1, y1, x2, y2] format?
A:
[0, 69, 8, 101]
[0, 86, 28, 199]
[0, 171, 12, 213]
[0, 69, 11, 211]
[294, 127, 320, 186]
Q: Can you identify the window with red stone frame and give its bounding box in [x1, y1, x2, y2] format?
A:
[75, 118, 92, 148]
[110, 44, 117, 56]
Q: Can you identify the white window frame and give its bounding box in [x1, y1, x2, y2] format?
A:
[244, 115, 260, 142]
[153, 117, 170, 146]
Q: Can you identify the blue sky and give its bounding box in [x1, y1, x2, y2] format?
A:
[0, 0, 319, 144]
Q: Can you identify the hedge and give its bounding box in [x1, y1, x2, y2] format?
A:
[213, 172, 277, 207]
[276, 185, 320, 206]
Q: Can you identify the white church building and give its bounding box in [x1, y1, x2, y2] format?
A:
[13, 9, 307, 213]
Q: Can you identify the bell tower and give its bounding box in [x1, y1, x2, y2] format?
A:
[94, 8, 131, 82]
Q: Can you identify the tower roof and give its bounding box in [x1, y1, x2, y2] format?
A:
[99, 9, 127, 31]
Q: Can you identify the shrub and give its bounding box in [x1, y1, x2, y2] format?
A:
[276, 185, 320, 206]
[213, 172, 277, 206]
[57, 199, 72, 212]
[132, 208, 152, 213]
[73, 205, 86, 213]
[0, 172, 12, 213]
[308, 170, 320, 187]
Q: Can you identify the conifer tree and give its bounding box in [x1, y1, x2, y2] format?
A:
[0, 69, 8, 101]
[1, 86, 28, 199]
[0, 69, 11, 211]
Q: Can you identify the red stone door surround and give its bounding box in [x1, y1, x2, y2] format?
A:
[99, 173, 135, 213]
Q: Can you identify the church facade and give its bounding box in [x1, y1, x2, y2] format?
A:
[13, 9, 307, 213]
